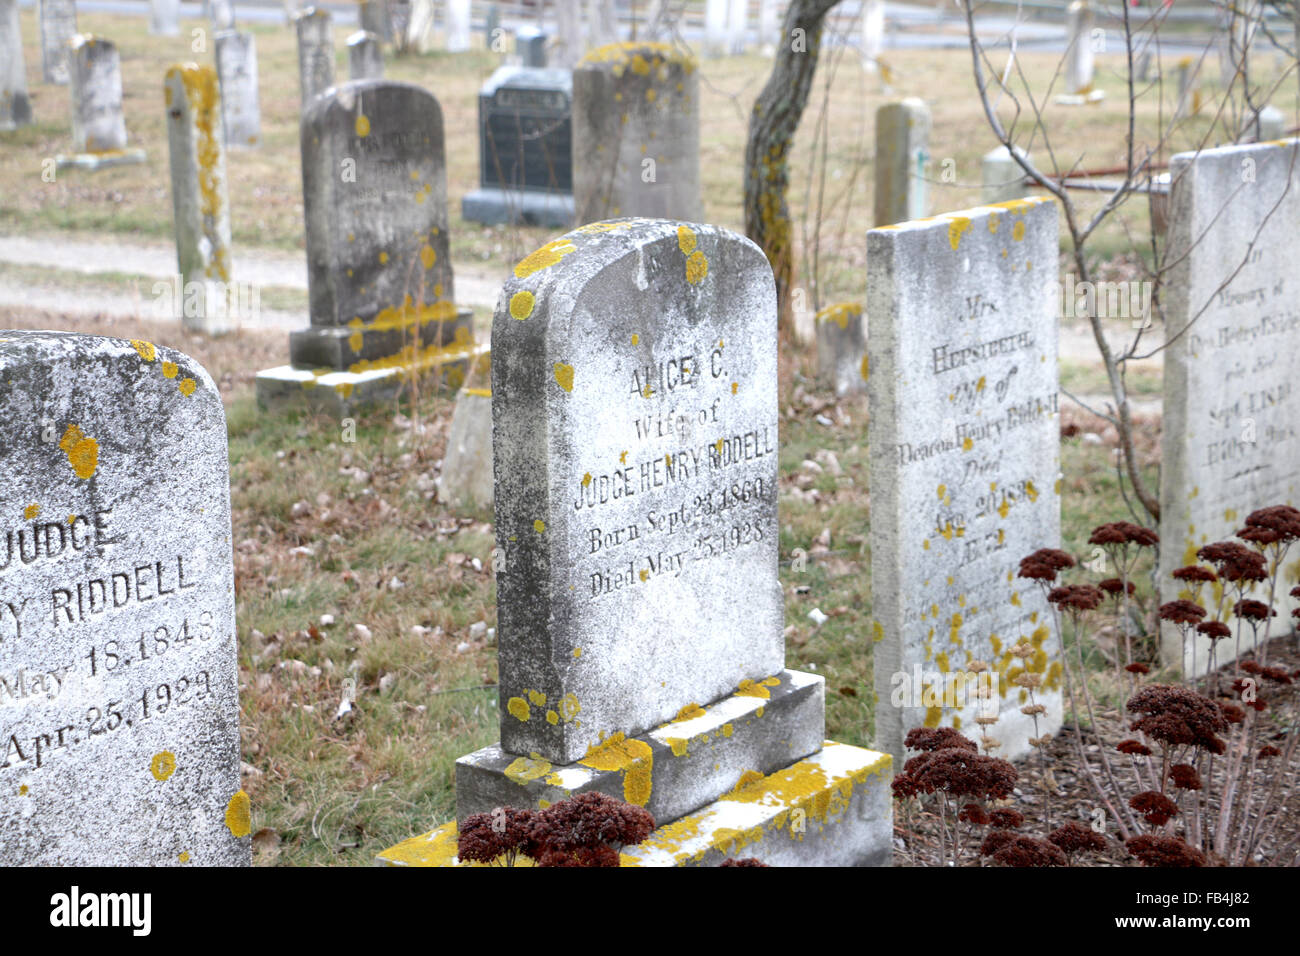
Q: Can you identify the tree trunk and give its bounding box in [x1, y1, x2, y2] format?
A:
[744, 0, 842, 330]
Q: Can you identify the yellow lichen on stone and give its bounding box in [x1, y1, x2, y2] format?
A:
[559, 693, 581, 720]
[534, 519, 545, 533]
[509, 290, 535, 320]
[553, 362, 575, 392]
[673, 703, 706, 722]
[947, 217, 971, 250]
[527, 689, 547, 707]
[507, 697, 531, 722]
[162, 361, 179, 379]
[22, 504, 39, 520]
[131, 339, 157, 362]
[355, 114, 371, 137]
[514, 237, 577, 278]
[736, 679, 771, 700]
[1012, 220, 1026, 242]
[225, 790, 251, 838]
[150, 751, 176, 781]
[179, 378, 197, 397]
[677, 224, 696, 255]
[666, 737, 689, 756]
[685, 249, 708, 285]
[58, 424, 99, 480]
[504, 756, 552, 784]
[546, 710, 559, 725]
[815, 302, 860, 329]
[578, 733, 654, 806]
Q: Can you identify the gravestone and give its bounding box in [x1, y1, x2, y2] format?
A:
[207, 0, 235, 33]
[58, 36, 147, 170]
[39, 0, 78, 85]
[586, 0, 618, 49]
[1159, 138, 1300, 675]
[873, 99, 929, 226]
[150, 0, 179, 35]
[359, 0, 392, 43]
[164, 64, 238, 336]
[214, 31, 260, 148]
[348, 30, 383, 80]
[572, 43, 702, 225]
[446, 0, 470, 52]
[1256, 104, 1286, 141]
[1175, 56, 1201, 118]
[815, 302, 867, 397]
[1057, 0, 1103, 103]
[981, 144, 1031, 205]
[437, 388, 494, 511]
[408, 0, 436, 54]
[517, 25, 547, 67]
[861, 0, 884, 71]
[704, 0, 727, 54]
[868, 197, 1064, 766]
[295, 7, 335, 108]
[256, 79, 477, 412]
[0, 331, 248, 866]
[378, 219, 893, 868]
[1, 0, 32, 130]
[389, 0, 411, 54]
[462, 66, 575, 228]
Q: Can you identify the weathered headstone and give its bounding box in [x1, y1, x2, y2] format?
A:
[462, 66, 574, 228]
[294, 7, 335, 108]
[58, 36, 147, 170]
[378, 219, 894, 868]
[1058, 0, 1102, 102]
[1175, 56, 1201, 118]
[0, 330, 249, 866]
[873, 98, 929, 226]
[407, 0, 436, 54]
[1256, 104, 1286, 141]
[256, 79, 476, 412]
[347, 30, 384, 80]
[981, 144, 1031, 205]
[446, 0, 470, 52]
[815, 302, 867, 397]
[150, 0, 179, 35]
[861, 0, 884, 72]
[164, 64, 238, 336]
[517, 25, 547, 67]
[572, 43, 702, 225]
[359, 0, 392, 42]
[0, 0, 33, 130]
[214, 31, 260, 149]
[868, 197, 1064, 765]
[1159, 139, 1300, 675]
[39, 0, 78, 85]
[437, 387, 493, 511]
[207, 0, 235, 33]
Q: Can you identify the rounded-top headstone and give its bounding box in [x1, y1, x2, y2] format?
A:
[0, 331, 247, 866]
[492, 218, 781, 763]
[572, 43, 701, 226]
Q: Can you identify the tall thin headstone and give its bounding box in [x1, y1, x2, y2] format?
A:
[868, 197, 1064, 765]
[150, 0, 179, 35]
[57, 36, 147, 169]
[39, 0, 78, 85]
[873, 98, 929, 226]
[0, 0, 33, 130]
[214, 31, 260, 148]
[408, 0, 436, 54]
[446, 0, 471, 52]
[377, 220, 894, 867]
[981, 144, 1031, 204]
[1057, 0, 1104, 104]
[572, 43, 701, 225]
[359, 0, 392, 43]
[348, 30, 384, 80]
[1159, 139, 1300, 674]
[164, 64, 237, 336]
[295, 8, 335, 108]
[861, 0, 884, 72]
[256, 79, 475, 411]
[0, 330, 249, 866]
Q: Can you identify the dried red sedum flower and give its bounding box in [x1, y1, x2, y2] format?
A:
[1048, 584, 1104, 613]
[959, 803, 991, 825]
[1127, 684, 1228, 755]
[990, 835, 1068, 867]
[904, 727, 979, 754]
[1234, 599, 1275, 622]
[988, 808, 1025, 830]
[1099, 578, 1137, 598]
[1117, 739, 1152, 756]
[1130, 790, 1180, 826]
[1159, 600, 1207, 625]
[1196, 620, 1232, 641]
[1173, 565, 1217, 584]
[1049, 821, 1107, 855]
[1127, 835, 1206, 867]
[1169, 763, 1202, 791]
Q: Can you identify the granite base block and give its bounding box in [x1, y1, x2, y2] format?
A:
[376, 741, 893, 867]
[462, 187, 575, 229]
[289, 307, 474, 370]
[255, 342, 488, 415]
[455, 669, 825, 827]
[55, 148, 148, 170]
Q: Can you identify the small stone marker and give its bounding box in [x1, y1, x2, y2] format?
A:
[517, 25, 547, 67]
[164, 64, 238, 336]
[446, 0, 470, 52]
[873, 98, 929, 226]
[437, 388, 494, 511]
[1159, 139, 1300, 674]
[868, 197, 1064, 765]
[462, 65, 575, 228]
[0, 331, 249, 866]
[981, 144, 1031, 205]
[377, 219, 894, 868]
[0, 0, 33, 130]
[572, 43, 701, 225]
[39, 0, 78, 85]
[214, 31, 260, 148]
[1175, 56, 1201, 118]
[207, 0, 235, 33]
[150, 0, 179, 35]
[815, 302, 867, 397]
[358, 0, 392, 43]
[295, 7, 335, 108]
[256, 79, 476, 411]
[1057, 0, 1103, 103]
[58, 36, 147, 170]
[1256, 104, 1286, 141]
[347, 30, 384, 80]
